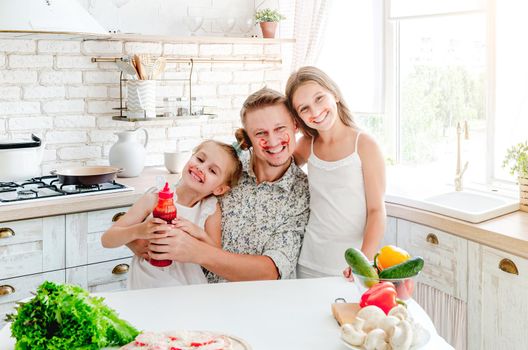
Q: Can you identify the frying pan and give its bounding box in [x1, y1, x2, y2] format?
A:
[50, 166, 123, 186]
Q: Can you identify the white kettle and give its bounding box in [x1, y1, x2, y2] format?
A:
[0, 134, 44, 181]
[109, 129, 149, 177]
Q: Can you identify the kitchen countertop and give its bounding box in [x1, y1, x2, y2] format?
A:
[1, 166, 527, 259]
[0, 277, 453, 350]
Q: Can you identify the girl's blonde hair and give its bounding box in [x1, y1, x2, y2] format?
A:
[285, 66, 358, 137]
[193, 140, 243, 188]
[235, 87, 290, 151]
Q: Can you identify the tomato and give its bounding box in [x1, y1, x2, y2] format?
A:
[375, 245, 411, 270]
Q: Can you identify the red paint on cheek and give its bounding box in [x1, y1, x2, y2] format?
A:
[280, 133, 290, 146]
[258, 137, 269, 149]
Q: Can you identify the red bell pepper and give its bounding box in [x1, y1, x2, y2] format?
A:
[359, 281, 399, 314]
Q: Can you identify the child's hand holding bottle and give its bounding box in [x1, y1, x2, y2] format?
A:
[173, 218, 207, 241]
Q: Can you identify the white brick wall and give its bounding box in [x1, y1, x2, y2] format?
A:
[40, 71, 82, 85]
[0, 40, 35, 53]
[38, 41, 81, 54]
[0, 87, 21, 100]
[9, 55, 53, 68]
[0, 36, 284, 173]
[24, 86, 65, 99]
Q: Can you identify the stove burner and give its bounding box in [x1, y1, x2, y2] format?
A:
[17, 189, 38, 199]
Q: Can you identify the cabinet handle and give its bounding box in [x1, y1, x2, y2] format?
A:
[112, 263, 130, 275]
[499, 258, 519, 275]
[0, 285, 15, 296]
[112, 212, 126, 222]
[0, 227, 15, 239]
[426, 233, 439, 245]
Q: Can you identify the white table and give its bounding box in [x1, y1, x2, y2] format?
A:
[1, 277, 453, 349]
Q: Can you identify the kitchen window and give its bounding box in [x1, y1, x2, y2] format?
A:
[383, 0, 524, 190]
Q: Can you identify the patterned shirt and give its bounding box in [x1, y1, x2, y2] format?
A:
[206, 151, 310, 283]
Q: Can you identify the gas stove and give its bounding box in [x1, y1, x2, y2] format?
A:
[0, 175, 134, 206]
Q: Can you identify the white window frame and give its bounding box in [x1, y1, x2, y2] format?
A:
[383, 0, 513, 189]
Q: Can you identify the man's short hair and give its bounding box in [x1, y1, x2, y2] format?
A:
[240, 87, 289, 126]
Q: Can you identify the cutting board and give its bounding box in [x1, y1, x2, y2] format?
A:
[331, 302, 361, 326]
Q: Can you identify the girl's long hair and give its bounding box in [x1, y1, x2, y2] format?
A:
[285, 66, 358, 137]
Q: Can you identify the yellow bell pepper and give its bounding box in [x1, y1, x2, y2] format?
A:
[375, 245, 411, 271]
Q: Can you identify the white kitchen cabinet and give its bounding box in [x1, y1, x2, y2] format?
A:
[66, 207, 131, 267]
[66, 257, 132, 293]
[397, 220, 467, 300]
[0, 270, 64, 328]
[468, 242, 528, 350]
[397, 219, 468, 349]
[0, 216, 65, 280]
[0, 206, 133, 328]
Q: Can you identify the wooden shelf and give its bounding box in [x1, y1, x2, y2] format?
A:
[0, 30, 295, 44]
[112, 114, 217, 122]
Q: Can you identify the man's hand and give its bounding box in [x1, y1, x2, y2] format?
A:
[126, 239, 150, 259]
[148, 227, 204, 263]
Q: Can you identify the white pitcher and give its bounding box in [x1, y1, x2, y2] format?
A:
[109, 129, 149, 177]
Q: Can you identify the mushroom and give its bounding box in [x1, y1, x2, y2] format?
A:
[357, 305, 387, 332]
[341, 321, 367, 347]
[378, 315, 401, 336]
[388, 304, 409, 321]
[364, 329, 390, 350]
[389, 319, 413, 350]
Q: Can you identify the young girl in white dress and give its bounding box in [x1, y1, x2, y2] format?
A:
[285, 66, 386, 278]
[101, 140, 242, 289]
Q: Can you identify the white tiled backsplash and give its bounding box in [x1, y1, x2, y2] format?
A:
[0, 37, 284, 174]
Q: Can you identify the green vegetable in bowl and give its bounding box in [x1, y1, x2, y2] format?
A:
[6, 281, 139, 349]
[378, 256, 424, 279]
[345, 248, 379, 280]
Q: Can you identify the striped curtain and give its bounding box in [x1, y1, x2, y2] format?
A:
[414, 282, 467, 350]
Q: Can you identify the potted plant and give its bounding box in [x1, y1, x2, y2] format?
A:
[255, 8, 285, 38]
[502, 141, 528, 212]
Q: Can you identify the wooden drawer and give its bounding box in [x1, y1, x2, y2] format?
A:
[397, 220, 468, 301]
[0, 270, 64, 328]
[0, 216, 65, 279]
[66, 207, 131, 268]
[66, 257, 132, 293]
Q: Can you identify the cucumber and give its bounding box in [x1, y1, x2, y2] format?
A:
[379, 256, 424, 279]
[344, 248, 378, 279]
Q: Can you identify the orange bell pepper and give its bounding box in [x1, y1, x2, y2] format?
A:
[375, 245, 411, 271]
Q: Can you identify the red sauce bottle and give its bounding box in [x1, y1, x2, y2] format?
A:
[150, 182, 176, 267]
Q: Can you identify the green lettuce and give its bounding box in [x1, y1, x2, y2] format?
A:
[6, 281, 139, 349]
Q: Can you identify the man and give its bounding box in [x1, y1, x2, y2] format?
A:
[133, 88, 310, 282]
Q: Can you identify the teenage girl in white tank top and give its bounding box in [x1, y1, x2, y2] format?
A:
[286, 66, 387, 277]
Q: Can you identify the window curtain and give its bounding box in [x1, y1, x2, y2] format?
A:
[290, 0, 331, 69]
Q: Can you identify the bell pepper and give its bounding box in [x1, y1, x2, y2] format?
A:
[359, 281, 399, 314]
[375, 245, 411, 271]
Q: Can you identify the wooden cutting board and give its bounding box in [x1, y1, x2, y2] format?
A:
[331, 302, 361, 326]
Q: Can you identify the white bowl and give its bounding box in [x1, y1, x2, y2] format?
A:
[164, 151, 191, 174]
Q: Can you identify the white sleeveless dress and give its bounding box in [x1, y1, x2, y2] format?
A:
[297, 131, 366, 277]
[127, 196, 217, 290]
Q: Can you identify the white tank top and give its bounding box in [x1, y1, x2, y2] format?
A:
[127, 196, 217, 290]
[298, 131, 366, 275]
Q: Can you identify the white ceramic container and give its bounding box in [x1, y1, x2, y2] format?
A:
[109, 129, 149, 177]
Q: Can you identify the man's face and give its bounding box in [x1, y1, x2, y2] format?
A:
[244, 104, 297, 168]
